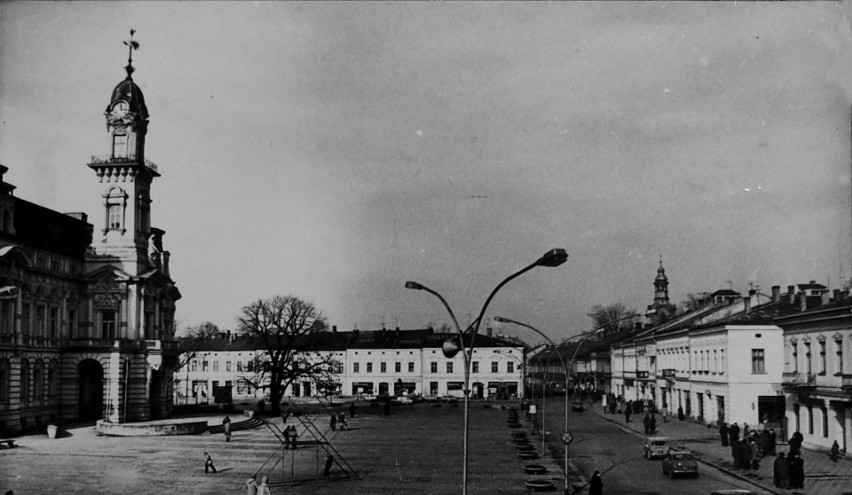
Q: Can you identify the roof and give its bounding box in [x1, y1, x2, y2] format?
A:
[109, 76, 149, 120]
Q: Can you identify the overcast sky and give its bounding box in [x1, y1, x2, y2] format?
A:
[2, 1, 851, 343]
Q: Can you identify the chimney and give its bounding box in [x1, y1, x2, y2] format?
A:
[486, 327, 493, 337]
[800, 292, 807, 312]
[788, 285, 796, 304]
[744, 296, 751, 313]
[834, 289, 842, 302]
[332, 325, 337, 333]
[771, 286, 780, 302]
[821, 290, 830, 306]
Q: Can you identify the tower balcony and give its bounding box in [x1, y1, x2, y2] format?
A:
[88, 155, 159, 179]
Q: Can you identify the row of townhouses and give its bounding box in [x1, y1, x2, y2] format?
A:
[175, 327, 525, 405]
[556, 261, 851, 456]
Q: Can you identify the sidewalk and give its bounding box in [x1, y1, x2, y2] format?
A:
[591, 402, 852, 495]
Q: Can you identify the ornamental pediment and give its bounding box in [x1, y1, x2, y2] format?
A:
[84, 265, 131, 292]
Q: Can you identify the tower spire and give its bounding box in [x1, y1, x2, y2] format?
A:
[123, 29, 139, 78]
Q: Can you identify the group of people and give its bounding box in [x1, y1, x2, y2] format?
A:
[719, 421, 809, 489]
[642, 413, 657, 435]
[243, 476, 271, 495]
[330, 412, 348, 431]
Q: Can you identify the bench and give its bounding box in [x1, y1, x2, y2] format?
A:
[0, 439, 16, 449]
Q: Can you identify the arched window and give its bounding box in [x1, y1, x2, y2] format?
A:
[20, 358, 30, 403]
[33, 359, 45, 399]
[102, 187, 127, 233]
[48, 359, 59, 398]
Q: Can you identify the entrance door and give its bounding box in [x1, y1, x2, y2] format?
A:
[758, 395, 786, 438]
[717, 396, 726, 424]
[78, 359, 104, 421]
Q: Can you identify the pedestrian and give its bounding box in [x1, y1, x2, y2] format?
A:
[324, 454, 334, 477]
[625, 402, 632, 423]
[677, 405, 684, 421]
[589, 470, 603, 495]
[767, 428, 777, 456]
[289, 426, 298, 449]
[330, 413, 337, 431]
[649, 414, 657, 434]
[729, 422, 740, 444]
[789, 451, 804, 489]
[338, 412, 348, 430]
[282, 424, 291, 449]
[749, 439, 760, 469]
[643, 413, 651, 434]
[257, 476, 271, 495]
[788, 431, 802, 457]
[758, 429, 770, 457]
[661, 406, 668, 423]
[740, 438, 752, 470]
[830, 440, 840, 462]
[742, 423, 750, 439]
[731, 439, 742, 469]
[244, 477, 258, 495]
[719, 422, 729, 447]
[773, 452, 789, 488]
[204, 452, 217, 473]
[349, 402, 356, 418]
[223, 415, 232, 442]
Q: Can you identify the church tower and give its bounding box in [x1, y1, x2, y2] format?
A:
[647, 256, 676, 324]
[87, 29, 159, 276]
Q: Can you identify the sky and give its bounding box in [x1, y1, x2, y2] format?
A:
[1, 1, 852, 344]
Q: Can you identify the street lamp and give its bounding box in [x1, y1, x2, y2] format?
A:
[405, 248, 567, 495]
[495, 309, 653, 495]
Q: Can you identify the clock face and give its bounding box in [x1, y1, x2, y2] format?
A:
[111, 101, 130, 119]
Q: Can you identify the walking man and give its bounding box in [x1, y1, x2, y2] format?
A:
[719, 422, 729, 447]
[223, 415, 232, 442]
[830, 440, 840, 462]
[204, 452, 217, 473]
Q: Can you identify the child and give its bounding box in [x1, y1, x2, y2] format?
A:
[203, 452, 217, 473]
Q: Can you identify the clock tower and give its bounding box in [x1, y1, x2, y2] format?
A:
[87, 29, 159, 275]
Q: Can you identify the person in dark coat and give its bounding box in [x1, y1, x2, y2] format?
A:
[789, 451, 804, 489]
[649, 415, 657, 434]
[740, 438, 753, 470]
[643, 413, 651, 434]
[204, 452, 217, 473]
[731, 439, 742, 469]
[719, 422, 729, 446]
[349, 402, 356, 418]
[282, 425, 291, 449]
[330, 413, 337, 431]
[767, 428, 777, 456]
[830, 440, 840, 462]
[758, 429, 771, 457]
[788, 431, 802, 457]
[677, 405, 684, 421]
[625, 403, 632, 423]
[222, 415, 232, 442]
[773, 452, 789, 488]
[749, 438, 760, 469]
[589, 470, 603, 495]
[324, 454, 334, 477]
[729, 422, 740, 444]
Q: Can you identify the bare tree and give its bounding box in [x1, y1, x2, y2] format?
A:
[678, 292, 709, 313]
[238, 295, 332, 415]
[175, 321, 222, 371]
[586, 303, 637, 337]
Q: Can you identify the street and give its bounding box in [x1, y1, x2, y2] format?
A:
[539, 397, 777, 495]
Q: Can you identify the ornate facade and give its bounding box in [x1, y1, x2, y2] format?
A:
[0, 36, 180, 436]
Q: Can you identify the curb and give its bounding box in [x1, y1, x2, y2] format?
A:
[592, 408, 785, 495]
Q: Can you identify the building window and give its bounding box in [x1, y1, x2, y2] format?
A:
[202, 360, 208, 372]
[100, 310, 117, 339]
[68, 307, 77, 338]
[408, 362, 414, 373]
[491, 361, 498, 373]
[36, 304, 46, 337]
[104, 187, 126, 232]
[0, 358, 9, 403]
[366, 363, 372, 373]
[792, 342, 798, 373]
[394, 362, 401, 373]
[226, 361, 232, 372]
[807, 405, 814, 434]
[237, 361, 243, 372]
[819, 341, 826, 374]
[380, 362, 387, 373]
[751, 349, 765, 374]
[21, 303, 30, 335]
[112, 133, 128, 158]
[33, 360, 44, 399]
[472, 361, 479, 373]
[836, 339, 843, 375]
[446, 362, 454, 374]
[507, 361, 514, 373]
[49, 307, 58, 338]
[353, 362, 359, 373]
[191, 360, 198, 372]
[430, 362, 437, 373]
[822, 406, 829, 437]
[805, 342, 812, 374]
[20, 359, 29, 403]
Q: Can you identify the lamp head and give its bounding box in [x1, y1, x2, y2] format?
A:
[493, 316, 509, 323]
[536, 248, 568, 267]
[405, 281, 424, 290]
[442, 336, 462, 358]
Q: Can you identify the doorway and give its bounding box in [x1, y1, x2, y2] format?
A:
[78, 359, 104, 421]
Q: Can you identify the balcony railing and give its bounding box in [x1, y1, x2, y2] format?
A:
[89, 154, 158, 173]
[843, 374, 852, 390]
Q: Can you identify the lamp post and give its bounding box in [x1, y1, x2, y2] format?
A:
[495, 309, 653, 495]
[405, 248, 567, 495]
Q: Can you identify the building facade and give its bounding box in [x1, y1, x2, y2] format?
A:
[174, 328, 525, 405]
[0, 46, 180, 436]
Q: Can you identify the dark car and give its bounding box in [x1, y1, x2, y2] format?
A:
[661, 451, 699, 478]
[570, 400, 585, 412]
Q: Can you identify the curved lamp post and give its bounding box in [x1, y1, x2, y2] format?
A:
[495, 309, 654, 495]
[405, 248, 567, 495]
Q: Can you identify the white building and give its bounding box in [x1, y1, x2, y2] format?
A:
[777, 285, 851, 454]
[175, 328, 525, 405]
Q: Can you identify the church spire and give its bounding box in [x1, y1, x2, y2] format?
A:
[648, 255, 676, 324]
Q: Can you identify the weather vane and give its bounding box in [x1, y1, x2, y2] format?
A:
[123, 29, 140, 77]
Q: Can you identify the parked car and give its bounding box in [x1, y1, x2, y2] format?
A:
[661, 451, 699, 478]
[643, 437, 670, 459]
[709, 491, 757, 495]
[392, 395, 413, 405]
[570, 400, 585, 412]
